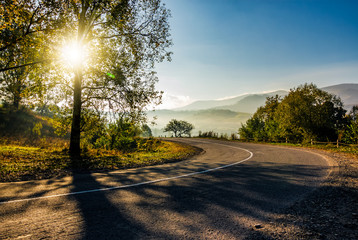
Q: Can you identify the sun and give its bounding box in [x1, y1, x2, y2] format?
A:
[61, 41, 85, 67]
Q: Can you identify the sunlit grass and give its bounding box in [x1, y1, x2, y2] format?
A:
[0, 141, 200, 182]
[0, 145, 70, 182]
[79, 141, 200, 170]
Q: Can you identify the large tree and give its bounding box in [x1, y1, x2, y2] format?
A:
[1, 0, 172, 162]
[164, 119, 194, 137]
[275, 84, 346, 142]
[63, 0, 171, 159]
[239, 84, 346, 143]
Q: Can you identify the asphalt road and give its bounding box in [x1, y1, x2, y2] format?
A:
[0, 139, 332, 239]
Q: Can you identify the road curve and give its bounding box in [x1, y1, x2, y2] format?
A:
[0, 139, 332, 239]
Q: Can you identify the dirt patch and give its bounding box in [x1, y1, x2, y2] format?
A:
[246, 149, 358, 240]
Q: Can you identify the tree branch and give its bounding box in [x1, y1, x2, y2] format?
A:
[0, 58, 57, 72]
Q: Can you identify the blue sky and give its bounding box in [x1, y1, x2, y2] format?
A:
[155, 0, 358, 109]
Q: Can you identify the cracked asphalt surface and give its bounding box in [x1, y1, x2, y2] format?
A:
[0, 138, 332, 239]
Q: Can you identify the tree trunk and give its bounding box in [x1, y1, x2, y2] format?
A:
[13, 95, 20, 110]
[69, 2, 87, 163]
[13, 86, 21, 110]
[69, 68, 82, 161]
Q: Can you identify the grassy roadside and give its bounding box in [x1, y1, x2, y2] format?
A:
[0, 141, 201, 182]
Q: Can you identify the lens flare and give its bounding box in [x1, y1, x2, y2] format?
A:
[106, 72, 115, 78]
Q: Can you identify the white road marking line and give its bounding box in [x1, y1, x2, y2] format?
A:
[0, 141, 253, 205]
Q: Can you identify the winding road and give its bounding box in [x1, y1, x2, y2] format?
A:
[0, 138, 332, 239]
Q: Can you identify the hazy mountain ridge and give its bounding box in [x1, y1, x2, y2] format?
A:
[322, 83, 358, 110]
[212, 91, 288, 113]
[149, 84, 358, 136]
[175, 90, 288, 111]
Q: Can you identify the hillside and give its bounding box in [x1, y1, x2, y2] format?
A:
[0, 107, 68, 146]
[0, 108, 52, 138]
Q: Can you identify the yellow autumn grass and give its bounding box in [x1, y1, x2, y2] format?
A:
[0, 141, 200, 182]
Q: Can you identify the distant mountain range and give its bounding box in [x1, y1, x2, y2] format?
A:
[148, 83, 358, 136]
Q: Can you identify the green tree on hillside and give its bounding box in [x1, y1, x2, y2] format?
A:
[164, 119, 194, 137]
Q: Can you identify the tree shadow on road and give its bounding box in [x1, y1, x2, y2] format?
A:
[70, 172, 147, 239]
[67, 158, 330, 239]
[0, 151, 333, 239]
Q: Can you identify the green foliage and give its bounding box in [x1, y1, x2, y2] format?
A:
[341, 106, 358, 144]
[164, 119, 194, 137]
[89, 118, 137, 151]
[136, 137, 160, 151]
[140, 124, 153, 137]
[0, 105, 69, 148]
[239, 95, 282, 141]
[0, 0, 64, 109]
[49, 105, 72, 137]
[0, 104, 165, 160]
[219, 133, 229, 139]
[239, 84, 346, 143]
[276, 84, 345, 142]
[198, 131, 219, 138]
[86, 118, 158, 153]
[197, 131, 237, 140]
[0, 106, 43, 138]
[239, 116, 266, 141]
[31, 122, 43, 137]
[342, 122, 358, 144]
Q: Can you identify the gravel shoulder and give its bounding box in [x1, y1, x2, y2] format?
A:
[246, 148, 358, 240]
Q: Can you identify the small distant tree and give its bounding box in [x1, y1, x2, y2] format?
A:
[164, 119, 194, 137]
